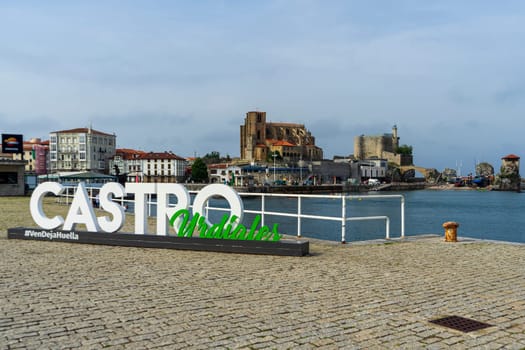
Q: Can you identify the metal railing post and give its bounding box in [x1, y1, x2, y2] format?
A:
[401, 195, 405, 238]
[386, 217, 390, 239]
[297, 196, 302, 237]
[261, 194, 265, 227]
[148, 193, 152, 217]
[341, 195, 346, 243]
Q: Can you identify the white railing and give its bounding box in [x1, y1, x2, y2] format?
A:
[57, 186, 405, 243]
[232, 192, 404, 243]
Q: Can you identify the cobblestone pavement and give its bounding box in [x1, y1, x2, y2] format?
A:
[1, 230, 524, 349]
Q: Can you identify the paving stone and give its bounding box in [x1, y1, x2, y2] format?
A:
[1, 224, 524, 349]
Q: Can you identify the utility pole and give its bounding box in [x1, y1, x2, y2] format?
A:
[272, 152, 277, 183]
[299, 153, 303, 183]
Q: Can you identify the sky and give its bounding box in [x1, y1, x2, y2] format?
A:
[1, 1, 525, 175]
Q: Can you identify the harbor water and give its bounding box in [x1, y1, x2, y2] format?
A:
[129, 189, 525, 244]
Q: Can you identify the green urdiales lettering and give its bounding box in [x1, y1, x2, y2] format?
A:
[169, 208, 200, 237]
[169, 210, 281, 241]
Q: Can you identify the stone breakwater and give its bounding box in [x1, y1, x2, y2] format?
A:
[0, 197, 524, 348]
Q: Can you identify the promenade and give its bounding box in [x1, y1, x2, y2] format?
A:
[1, 199, 525, 348]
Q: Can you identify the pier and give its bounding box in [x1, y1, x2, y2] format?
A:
[1, 197, 524, 348]
[1, 230, 524, 348]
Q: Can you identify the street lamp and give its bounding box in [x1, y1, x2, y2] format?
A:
[272, 152, 277, 183]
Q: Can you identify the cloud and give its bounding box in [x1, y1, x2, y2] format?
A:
[1, 1, 525, 174]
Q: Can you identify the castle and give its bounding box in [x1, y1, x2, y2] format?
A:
[240, 111, 323, 163]
[354, 125, 412, 166]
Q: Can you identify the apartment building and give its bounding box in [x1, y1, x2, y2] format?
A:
[110, 150, 188, 183]
[49, 127, 116, 174]
[140, 152, 188, 183]
[208, 163, 243, 186]
[109, 148, 147, 182]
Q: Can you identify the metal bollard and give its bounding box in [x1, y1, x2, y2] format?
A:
[443, 221, 459, 242]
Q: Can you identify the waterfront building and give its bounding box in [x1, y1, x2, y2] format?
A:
[11, 138, 49, 175]
[49, 127, 116, 174]
[359, 158, 388, 180]
[208, 163, 243, 186]
[309, 160, 352, 184]
[496, 154, 521, 191]
[354, 125, 412, 166]
[501, 154, 520, 173]
[136, 151, 187, 183]
[240, 111, 323, 163]
[109, 149, 147, 182]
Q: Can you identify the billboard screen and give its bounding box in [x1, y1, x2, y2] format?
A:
[1, 134, 23, 154]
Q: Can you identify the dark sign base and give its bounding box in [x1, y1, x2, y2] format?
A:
[8, 227, 309, 257]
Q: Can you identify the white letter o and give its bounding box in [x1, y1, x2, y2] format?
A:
[192, 184, 243, 229]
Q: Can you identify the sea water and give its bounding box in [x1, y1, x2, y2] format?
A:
[130, 190, 525, 244]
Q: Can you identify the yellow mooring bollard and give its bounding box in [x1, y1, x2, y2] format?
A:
[442, 221, 459, 242]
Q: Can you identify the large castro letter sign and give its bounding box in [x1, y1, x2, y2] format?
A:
[29, 182, 263, 238]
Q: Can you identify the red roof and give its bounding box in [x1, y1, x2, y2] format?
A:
[208, 163, 229, 169]
[502, 154, 520, 160]
[114, 148, 147, 160]
[52, 127, 114, 137]
[22, 140, 49, 151]
[272, 140, 296, 147]
[138, 151, 186, 161]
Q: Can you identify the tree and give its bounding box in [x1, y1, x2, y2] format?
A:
[191, 158, 209, 183]
[202, 151, 221, 165]
[267, 150, 282, 162]
[396, 144, 413, 155]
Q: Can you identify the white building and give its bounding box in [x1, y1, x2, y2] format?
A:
[140, 152, 188, 183]
[208, 164, 244, 185]
[359, 159, 388, 180]
[109, 149, 146, 182]
[49, 127, 116, 174]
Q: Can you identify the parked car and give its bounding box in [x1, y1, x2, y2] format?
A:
[366, 179, 380, 186]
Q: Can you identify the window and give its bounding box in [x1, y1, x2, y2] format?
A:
[50, 135, 57, 143]
[79, 153, 86, 160]
[79, 135, 85, 143]
[0, 172, 19, 185]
